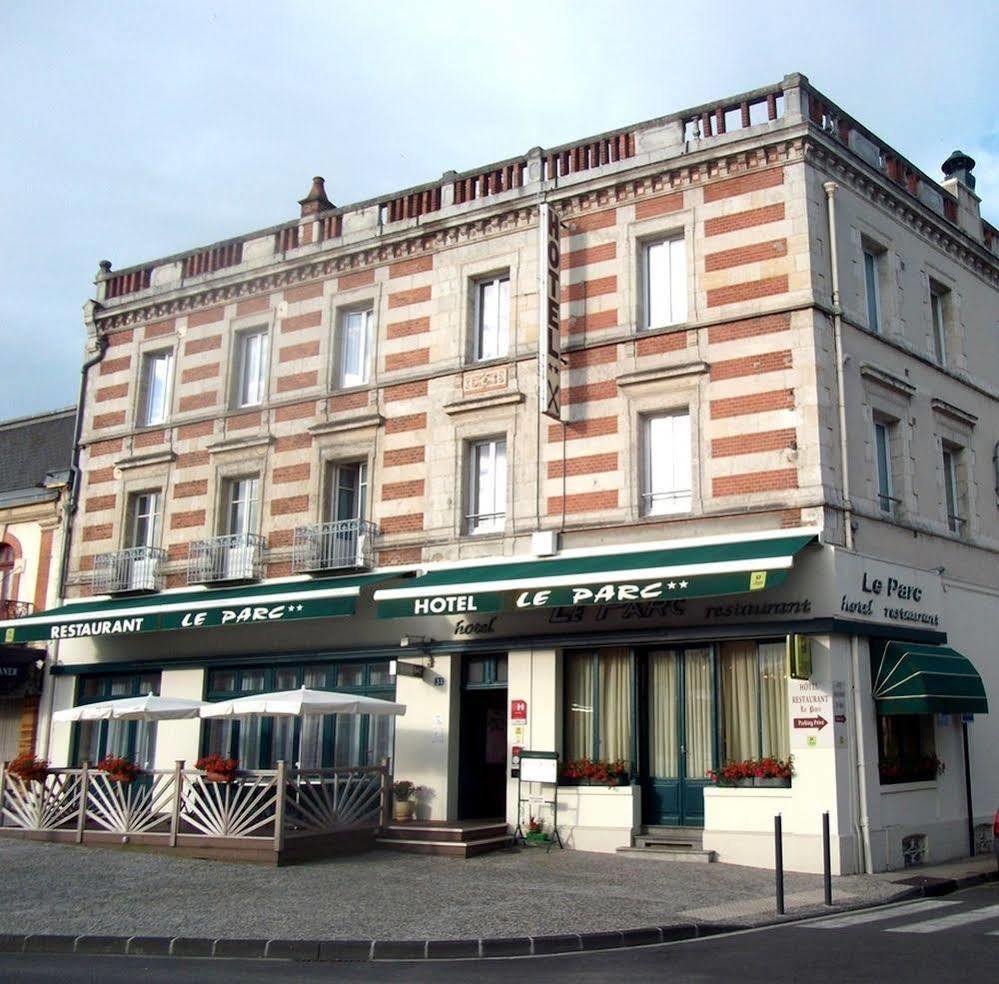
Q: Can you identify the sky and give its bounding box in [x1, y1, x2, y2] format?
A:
[1, 0, 996, 421]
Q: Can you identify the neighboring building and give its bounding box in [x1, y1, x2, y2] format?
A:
[0, 408, 74, 760]
[3, 72, 996, 872]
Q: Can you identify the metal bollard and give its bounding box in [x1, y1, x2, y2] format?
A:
[822, 812, 833, 906]
[775, 814, 785, 915]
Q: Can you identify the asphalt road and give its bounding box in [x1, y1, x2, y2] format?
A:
[2, 882, 997, 983]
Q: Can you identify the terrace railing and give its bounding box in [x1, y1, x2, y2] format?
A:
[291, 519, 377, 574]
[92, 546, 167, 594]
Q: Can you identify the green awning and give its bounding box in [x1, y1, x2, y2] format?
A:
[873, 641, 989, 715]
[374, 529, 817, 618]
[0, 571, 407, 644]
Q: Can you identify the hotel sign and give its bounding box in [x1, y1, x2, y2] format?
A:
[538, 202, 562, 421]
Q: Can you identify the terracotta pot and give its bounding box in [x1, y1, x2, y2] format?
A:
[392, 799, 415, 822]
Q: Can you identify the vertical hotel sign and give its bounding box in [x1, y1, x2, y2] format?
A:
[538, 202, 562, 420]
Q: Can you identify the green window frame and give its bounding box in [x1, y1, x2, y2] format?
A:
[563, 648, 637, 771]
[70, 670, 162, 768]
[463, 654, 508, 689]
[201, 659, 395, 769]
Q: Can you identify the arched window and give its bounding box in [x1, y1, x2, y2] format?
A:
[0, 544, 14, 601]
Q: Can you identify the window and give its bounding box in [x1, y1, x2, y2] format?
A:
[337, 308, 373, 387]
[326, 461, 367, 522]
[564, 648, 633, 769]
[128, 491, 162, 549]
[473, 274, 509, 361]
[467, 438, 506, 534]
[863, 248, 882, 333]
[138, 350, 173, 425]
[642, 412, 691, 515]
[642, 237, 686, 329]
[719, 641, 789, 763]
[873, 419, 898, 515]
[73, 672, 161, 768]
[941, 443, 965, 534]
[929, 282, 948, 364]
[877, 713, 938, 784]
[223, 476, 260, 537]
[202, 661, 395, 769]
[0, 544, 13, 602]
[233, 328, 269, 407]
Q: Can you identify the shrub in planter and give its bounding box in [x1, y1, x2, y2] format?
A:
[525, 815, 549, 844]
[6, 753, 48, 784]
[195, 754, 239, 782]
[392, 779, 416, 821]
[96, 756, 142, 784]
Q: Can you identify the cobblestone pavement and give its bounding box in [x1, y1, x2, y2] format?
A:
[0, 838, 923, 941]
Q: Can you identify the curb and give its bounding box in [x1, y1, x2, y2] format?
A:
[0, 869, 994, 962]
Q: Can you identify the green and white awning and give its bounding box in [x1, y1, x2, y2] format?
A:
[0, 571, 404, 644]
[374, 529, 817, 618]
[873, 641, 989, 715]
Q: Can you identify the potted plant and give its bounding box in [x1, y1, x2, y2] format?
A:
[525, 815, 549, 845]
[196, 754, 239, 783]
[392, 779, 416, 821]
[96, 756, 141, 784]
[751, 756, 794, 787]
[6, 753, 48, 785]
[560, 758, 630, 787]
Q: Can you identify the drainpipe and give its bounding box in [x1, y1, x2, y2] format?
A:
[823, 182, 853, 551]
[38, 325, 108, 759]
[850, 635, 872, 873]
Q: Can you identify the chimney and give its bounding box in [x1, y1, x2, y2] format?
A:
[298, 176, 333, 218]
[940, 150, 983, 243]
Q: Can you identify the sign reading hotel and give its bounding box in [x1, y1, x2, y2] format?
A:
[538, 202, 562, 421]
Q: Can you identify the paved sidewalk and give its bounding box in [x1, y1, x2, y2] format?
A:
[0, 837, 951, 942]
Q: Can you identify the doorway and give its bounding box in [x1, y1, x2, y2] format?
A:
[457, 655, 507, 820]
[638, 647, 716, 827]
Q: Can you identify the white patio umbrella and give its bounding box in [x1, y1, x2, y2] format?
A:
[199, 686, 406, 720]
[53, 693, 209, 722]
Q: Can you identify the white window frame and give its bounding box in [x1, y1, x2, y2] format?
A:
[641, 236, 687, 330]
[336, 307, 373, 388]
[223, 476, 261, 538]
[467, 438, 507, 534]
[941, 443, 964, 534]
[642, 411, 692, 515]
[863, 248, 882, 334]
[326, 460, 368, 523]
[930, 283, 947, 364]
[473, 273, 510, 362]
[233, 329, 269, 408]
[129, 491, 162, 549]
[138, 350, 174, 426]
[873, 419, 896, 515]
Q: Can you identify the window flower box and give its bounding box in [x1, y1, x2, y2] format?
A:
[708, 756, 793, 787]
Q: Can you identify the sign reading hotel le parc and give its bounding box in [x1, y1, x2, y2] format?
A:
[378, 568, 780, 619]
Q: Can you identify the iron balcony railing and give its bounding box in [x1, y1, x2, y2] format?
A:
[0, 599, 34, 620]
[187, 533, 266, 584]
[292, 520, 377, 574]
[92, 546, 167, 594]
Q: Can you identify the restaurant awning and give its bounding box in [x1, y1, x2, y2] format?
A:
[873, 641, 989, 715]
[374, 528, 817, 618]
[0, 570, 409, 645]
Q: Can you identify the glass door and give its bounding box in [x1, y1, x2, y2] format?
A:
[641, 647, 716, 826]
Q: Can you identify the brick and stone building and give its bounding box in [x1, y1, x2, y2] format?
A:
[4, 72, 996, 872]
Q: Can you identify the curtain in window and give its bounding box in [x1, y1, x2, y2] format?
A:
[333, 715, 362, 768]
[647, 651, 679, 777]
[684, 648, 714, 780]
[720, 640, 759, 763]
[759, 642, 789, 758]
[599, 648, 632, 765]
[565, 654, 596, 762]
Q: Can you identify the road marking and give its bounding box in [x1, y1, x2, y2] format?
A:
[800, 899, 959, 929]
[887, 902, 999, 934]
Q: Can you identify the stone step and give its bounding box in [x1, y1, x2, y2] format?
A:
[376, 834, 513, 858]
[634, 834, 703, 850]
[616, 845, 717, 863]
[379, 822, 508, 843]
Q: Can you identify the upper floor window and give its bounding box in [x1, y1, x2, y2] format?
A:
[873, 418, 898, 516]
[128, 491, 162, 549]
[327, 461, 368, 522]
[337, 308, 373, 388]
[138, 350, 174, 426]
[474, 274, 510, 361]
[0, 544, 14, 602]
[642, 237, 687, 330]
[642, 412, 692, 515]
[223, 476, 260, 537]
[941, 442, 966, 535]
[929, 281, 948, 364]
[468, 438, 506, 534]
[863, 247, 882, 334]
[233, 329, 269, 408]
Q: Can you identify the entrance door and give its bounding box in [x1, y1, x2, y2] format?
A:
[640, 647, 715, 826]
[458, 655, 508, 820]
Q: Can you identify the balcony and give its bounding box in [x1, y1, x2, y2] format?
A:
[187, 534, 265, 585]
[0, 600, 34, 620]
[92, 546, 167, 595]
[292, 520, 377, 575]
